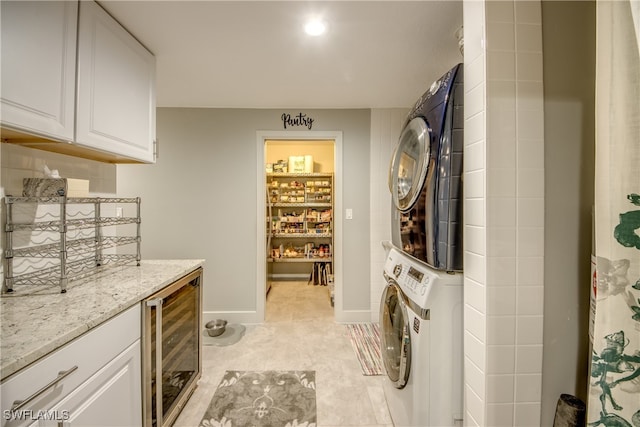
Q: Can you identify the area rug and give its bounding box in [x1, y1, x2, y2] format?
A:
[345, 323, 384, 376]
[199, 370, 316, 427]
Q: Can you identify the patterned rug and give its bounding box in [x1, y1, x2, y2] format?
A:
[345, 323, 384, 376]
[199, 370, 316, 427]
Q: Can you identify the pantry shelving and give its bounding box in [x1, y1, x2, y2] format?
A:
[266, 173, 333, 263]
[3, 196, 141, 293]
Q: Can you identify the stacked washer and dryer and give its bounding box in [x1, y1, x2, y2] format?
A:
[380, 63, 464, 427]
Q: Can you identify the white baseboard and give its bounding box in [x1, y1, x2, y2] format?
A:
[334, 310, 372, 323]
[203, 310, 263, 325]
[204, 309, 372, 325]
[269, 273, 309, 280]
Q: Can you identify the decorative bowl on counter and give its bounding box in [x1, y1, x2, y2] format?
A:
[205, 319, 227, 337]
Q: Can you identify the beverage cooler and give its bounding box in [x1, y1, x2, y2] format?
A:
[142, 268, 202, 427]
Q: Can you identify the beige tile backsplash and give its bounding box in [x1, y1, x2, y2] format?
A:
[1, 144, 116, 197]
[1, 144, 118, 279]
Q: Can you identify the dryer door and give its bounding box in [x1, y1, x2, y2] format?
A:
[389, 118, 431, 212]
[379, 281, 411, 389]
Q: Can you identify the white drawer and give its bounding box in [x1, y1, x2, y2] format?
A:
[1, 304, 140, 427]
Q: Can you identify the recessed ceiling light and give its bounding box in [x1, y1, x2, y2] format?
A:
[304, 20, 326, 36]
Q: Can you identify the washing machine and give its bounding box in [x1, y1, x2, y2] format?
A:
[389, 63, 464, 272]
[380, 241, 463, 427]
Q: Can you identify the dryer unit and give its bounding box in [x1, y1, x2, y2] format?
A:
[389, 64, 464, 272]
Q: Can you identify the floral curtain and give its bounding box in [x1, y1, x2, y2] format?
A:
[588, 1, 640, 426]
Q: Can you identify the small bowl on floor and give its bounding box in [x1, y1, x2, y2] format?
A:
[205, 319, 227, 337]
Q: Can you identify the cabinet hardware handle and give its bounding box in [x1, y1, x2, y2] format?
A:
[154, 299, 163, 425]
[145, 297, 164, 424]
[11, 365, 78, 411]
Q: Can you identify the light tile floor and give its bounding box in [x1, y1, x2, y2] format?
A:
[173, 281, 393, 427]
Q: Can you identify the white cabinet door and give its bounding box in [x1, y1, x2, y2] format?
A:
[76, 1, 156, 163]
[0, 1, 77, 141]
[0, 306, 141, 427]
[53, 341, 142, 427]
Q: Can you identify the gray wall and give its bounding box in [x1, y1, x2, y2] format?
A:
[541, 1, 595, 421]
[117, 108, 371, 318]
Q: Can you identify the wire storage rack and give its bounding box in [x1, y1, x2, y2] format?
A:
[3, 196, 141, 293]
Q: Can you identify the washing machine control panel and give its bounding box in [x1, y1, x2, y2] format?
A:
[389, 259, 429, 299]
[383, 244, 463, 308]
[393, 264, 403, 278]
[407, 266, 424, 283]
[403, 266, 428, 297]
[392, 264, 428, 296]
[384, 242, 463, 306]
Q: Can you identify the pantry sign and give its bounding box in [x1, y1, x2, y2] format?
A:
[281, 112, 314, 130]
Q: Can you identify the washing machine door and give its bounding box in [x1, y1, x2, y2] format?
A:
[379, 281, 411, 389]
[389, 117, 431, 212]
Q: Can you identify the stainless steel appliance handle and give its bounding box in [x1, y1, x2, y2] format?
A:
[146, 298, 164, 426]
[11, 365, 78, 411]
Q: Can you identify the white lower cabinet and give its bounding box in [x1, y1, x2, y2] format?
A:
[0, 305, 141, 427]
[52, 341, 141, 427]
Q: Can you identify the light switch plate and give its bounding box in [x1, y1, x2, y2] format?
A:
[346, 208, 353, 220]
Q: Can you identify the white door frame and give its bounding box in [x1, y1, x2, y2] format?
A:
[256, 130, 343, 322]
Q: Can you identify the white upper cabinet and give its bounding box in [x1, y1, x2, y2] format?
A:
[0, 0, 156, 164]
[0, 1, 78, 141]
[76, 1, 156, 163]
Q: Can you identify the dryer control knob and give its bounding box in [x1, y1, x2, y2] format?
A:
[393, 264, 403, 278]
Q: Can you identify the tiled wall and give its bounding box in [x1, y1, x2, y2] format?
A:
[463, 0, 488, 422]
[0, 144, 117, 278]
[463, 1, 545, 426]
[369, 108, 408, 322]
[1, 144, 117, 198]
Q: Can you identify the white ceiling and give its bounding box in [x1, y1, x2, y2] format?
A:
[99, 1, 463, 109]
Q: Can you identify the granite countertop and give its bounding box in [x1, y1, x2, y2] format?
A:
[0, 259, 205, 380]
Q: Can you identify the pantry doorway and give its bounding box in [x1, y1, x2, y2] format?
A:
[256, 131, 343, 323]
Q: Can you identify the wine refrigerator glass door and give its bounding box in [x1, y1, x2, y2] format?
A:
[143, 268, 202, 427]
